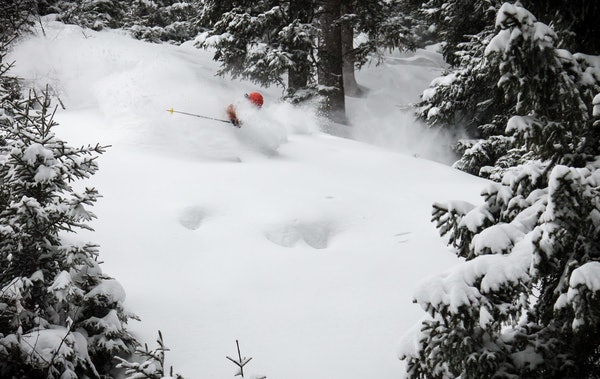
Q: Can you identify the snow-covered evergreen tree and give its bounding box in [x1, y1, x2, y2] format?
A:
[125, 0, 201, 44]
[418, 2, 599, 178]
[0, 0, 36, 44]
[343, 0, 420, 68]
[196, 0, 417, 108]
[521, 0, 600, 55]
[196, 0, 317, 101]
[406, 0, 501, 66]
[0, 72, 138, 377]
[401, 3, 600, 378]
[54, 0, 130, 31]
[416, 27, 505, 160]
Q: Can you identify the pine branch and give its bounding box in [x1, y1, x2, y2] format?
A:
[46, 317, 78, 375]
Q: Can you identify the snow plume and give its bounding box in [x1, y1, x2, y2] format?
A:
[349, 46, 462, 165]
[10, 19, 457, 163]
[8, 21, 321, 161]
[232, 97, 320, 156]
[349, 106, 460, 165]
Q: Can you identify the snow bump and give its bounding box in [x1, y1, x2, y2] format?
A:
[178, 206, 209, 230]
[264, 220, 336, 250]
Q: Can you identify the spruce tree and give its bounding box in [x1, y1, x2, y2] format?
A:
[55, 0, 130, 31]
[0, 0, 36, 44]
[520, 0, 600, 55]
[125, 0, 201, 44]
[342, 0, 421, 71]
[0, 69, 138, 377]
[197, 0, 417, 118]
[406, 0, 501, 66]
[401, 3, 600, 378]
[415, 27, 505, 164]
[417, 0, 599, 178]
[196, 0, 317, 101]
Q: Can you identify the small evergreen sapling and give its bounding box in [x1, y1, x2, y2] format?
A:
[116, 330, 185, 379]
[226, 340, 266, 379]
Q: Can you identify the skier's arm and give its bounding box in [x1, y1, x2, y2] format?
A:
[226, 104, 241, 127]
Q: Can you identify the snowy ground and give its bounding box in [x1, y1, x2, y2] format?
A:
[8, 20, 486, 379]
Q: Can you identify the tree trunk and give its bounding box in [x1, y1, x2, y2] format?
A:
[318, 0, 346, 124]
[341, 1, 361, 97]
[287, 0, 313, 97]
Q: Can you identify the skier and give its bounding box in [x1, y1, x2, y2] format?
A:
[227, 92, 264, 127]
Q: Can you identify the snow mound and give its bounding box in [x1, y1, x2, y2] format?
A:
[264, 219, 337, 250]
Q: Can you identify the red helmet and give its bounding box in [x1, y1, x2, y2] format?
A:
[245, 92, 264, 108]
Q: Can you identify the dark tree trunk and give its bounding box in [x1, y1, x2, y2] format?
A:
[341, 1, 361, 97]
[318, 0, 346, 124]
[287, 0, 313, 95]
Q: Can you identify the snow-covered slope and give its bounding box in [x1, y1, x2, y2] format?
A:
[8, 20, 486, 379]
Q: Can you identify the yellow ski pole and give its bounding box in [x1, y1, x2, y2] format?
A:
[167, 108, 232, 124]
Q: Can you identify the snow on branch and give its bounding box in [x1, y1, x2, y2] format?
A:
[570, 262, 600, 293]
[413, 232, 534, 315]
[594, 94, 600, 118]
[485, 3, 556, 59]
[554, 262, 600, 331]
